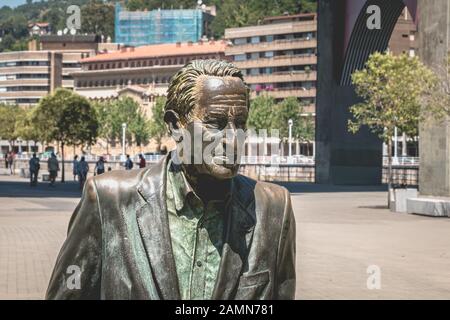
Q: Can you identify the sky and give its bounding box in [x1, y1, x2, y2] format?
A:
[0, 0, 28, 8]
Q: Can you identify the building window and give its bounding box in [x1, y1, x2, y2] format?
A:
[250, 68, 259, 76]
[250, 52, 259, 60]
[251, 36, 260, 44]
[265, 51, 274, 58]
[234, 54, 246, 62]
[234, 38, 247, 45]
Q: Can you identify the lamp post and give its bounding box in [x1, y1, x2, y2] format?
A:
[122, 123, 127, 159]
[288, 119, 293, 161]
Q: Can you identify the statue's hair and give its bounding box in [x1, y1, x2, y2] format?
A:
[165, 59, 245, 124]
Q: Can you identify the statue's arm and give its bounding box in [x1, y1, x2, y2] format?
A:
[275, 188, 296, 300]
[46, 177, 102, 300]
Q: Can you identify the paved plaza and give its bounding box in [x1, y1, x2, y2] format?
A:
[0, 174, 449, 299]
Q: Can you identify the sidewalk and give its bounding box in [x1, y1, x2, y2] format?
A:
[1, 176, 450, 299]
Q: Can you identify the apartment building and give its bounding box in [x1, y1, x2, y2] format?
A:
[225, 13, 318, 114]
[73, 40, 228, 116]
[0, 51, 63, 106]
[388, 7, 418, 57]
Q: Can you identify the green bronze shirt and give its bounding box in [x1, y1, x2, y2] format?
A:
[166, 160, 226, 300]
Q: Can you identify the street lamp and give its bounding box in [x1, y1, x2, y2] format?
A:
[288, 119, 293, 160]
[122, 123, 127, 158]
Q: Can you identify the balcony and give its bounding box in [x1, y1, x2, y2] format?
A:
[233, 54, 316, 69]
[0, 79, 50, 86]
[245, 71, 317, 84]
[225, 21, 317, 39]
[250, 88, 316, 99]
[225, 38, 317, 55]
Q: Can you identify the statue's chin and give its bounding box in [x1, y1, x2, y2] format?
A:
[205, 163, 240, 180]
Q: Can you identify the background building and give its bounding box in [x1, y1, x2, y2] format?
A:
[115, 3, 215, 47]
[225, 13, 318, 113]
[0, 51, 62, 107]
[73, 40, 228, 116]
[388, 8, 418, 57]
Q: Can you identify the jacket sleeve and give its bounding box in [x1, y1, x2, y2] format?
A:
[46, 177, 102, 299]
[275, 188, 296, 300]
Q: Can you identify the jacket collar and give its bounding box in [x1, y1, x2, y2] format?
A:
[136, 154, 257, 300]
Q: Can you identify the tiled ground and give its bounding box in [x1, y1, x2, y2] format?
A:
[1, 174, 449, 299]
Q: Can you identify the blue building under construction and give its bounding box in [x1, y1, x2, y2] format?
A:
[115, 3, 214, 47]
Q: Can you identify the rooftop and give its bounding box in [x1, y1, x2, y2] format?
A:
[82, 40, 228, 63]
[40, 35, 101, 43]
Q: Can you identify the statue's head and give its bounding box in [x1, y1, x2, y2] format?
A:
[165, 59, 249, 180]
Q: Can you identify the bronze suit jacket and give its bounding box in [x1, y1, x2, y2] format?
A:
[46, 155, 296, 300]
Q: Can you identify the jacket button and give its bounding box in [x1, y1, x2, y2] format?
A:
[196, 260, 203, 267]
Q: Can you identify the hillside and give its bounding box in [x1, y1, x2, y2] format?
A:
[0, 0, 317, 52]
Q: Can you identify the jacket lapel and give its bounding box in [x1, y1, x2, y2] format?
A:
[212, 177, 257, 300]
[135, 155, 181, 300]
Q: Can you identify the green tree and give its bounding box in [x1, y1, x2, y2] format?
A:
[349, 52, 436, 203]
[247, 94, 275, 131]
[14, 108, 41, 151]
[81, 1, 115, 39]
[93, 100, 116, 154]
[149, 96, 167, 151]
[0, 104, 20, 148]
[33, 88, 99, 182]
[272, 97, 315, 156]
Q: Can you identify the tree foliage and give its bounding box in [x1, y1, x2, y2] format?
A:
[33, 88, 99, 147]
[349, 52, 436, 143]
[149, 96, 167, 150]
[0, 104, 20, 144]
[247, 95, 315, 142]
[94, 97, 151, 151]
[247, 94, 275, 131]
[273, 97, 314, 141]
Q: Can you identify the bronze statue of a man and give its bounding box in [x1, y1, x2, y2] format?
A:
[46, 59, 296, 300]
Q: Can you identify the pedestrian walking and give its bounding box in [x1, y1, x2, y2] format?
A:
[7, 151, 14, 175]
[94, 156, 105, 176]
[4, 152, 8, 169]
[72, 155, 79, 181]
[47, 153, 59, 187]
[138, 154, 146, 168]
[77, 156, 89, 189]
[29, 153, 40, 186]
[124, 154, 133, 170]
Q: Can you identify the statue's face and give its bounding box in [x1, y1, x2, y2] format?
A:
[181, 76, 248, 180]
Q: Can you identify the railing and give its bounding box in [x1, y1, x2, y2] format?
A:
[382, 156, 419, 166]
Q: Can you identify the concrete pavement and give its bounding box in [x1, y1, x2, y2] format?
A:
[1, 174, 449, 299]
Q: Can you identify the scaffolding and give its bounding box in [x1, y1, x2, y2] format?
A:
[115, 3, 208, 46]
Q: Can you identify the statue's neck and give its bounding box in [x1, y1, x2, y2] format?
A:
[181, 165, 232, 203]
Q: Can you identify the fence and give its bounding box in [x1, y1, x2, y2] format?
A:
[1, 155, 419, 185]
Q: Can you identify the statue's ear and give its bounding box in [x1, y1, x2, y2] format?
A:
[164, 110, 181, 133]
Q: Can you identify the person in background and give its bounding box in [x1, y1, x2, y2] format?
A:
[7, 151, 14, 175]
[77, 156, 89, 189]
[4, 152, 8, 169]
[124, 154, 133, 170]
[138, 154, 146, 169]
[94, 156, 105, 176]
[72, 155, 79, 181]
[29, 153, 40, 186]
[47, 153, 59, 187]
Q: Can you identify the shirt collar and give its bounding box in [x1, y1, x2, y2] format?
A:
[167, 158, 199, 211]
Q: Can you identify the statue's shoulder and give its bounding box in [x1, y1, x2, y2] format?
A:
[234, 174, 290, 201]
[91, 167, 150, 193]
